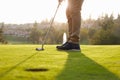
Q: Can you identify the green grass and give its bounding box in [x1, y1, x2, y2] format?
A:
[0, 45, 120, 80]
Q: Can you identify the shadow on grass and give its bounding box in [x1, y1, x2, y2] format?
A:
[0, 52, 38, 78]
[56, 51, 120, 80]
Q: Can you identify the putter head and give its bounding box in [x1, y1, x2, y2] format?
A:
[36, 48, 44, 51]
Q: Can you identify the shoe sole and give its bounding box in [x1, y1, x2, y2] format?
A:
[68, 49, 81, 51]
[57, 49, 81, 52]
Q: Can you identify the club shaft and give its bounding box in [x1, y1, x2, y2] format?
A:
[41, 3, 61, 49]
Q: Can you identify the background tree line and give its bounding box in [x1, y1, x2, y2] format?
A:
[80, 14, 120, 45]
[1, 14, 120, 45]
[29, 20, 67, 44]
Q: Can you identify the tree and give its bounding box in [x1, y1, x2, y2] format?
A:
[80, 28, 89, 44]
[99, 14, 114, 30]
[29, 21, 42, 44]
[0, 24, 3, 42]
[89, 14, 120, 45]
[112, 14, 120, 44]
[0, 23, 7, 44]
[90, 30, 118, 45]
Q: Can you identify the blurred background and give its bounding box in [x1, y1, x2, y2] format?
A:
[0, 0, 120, 45]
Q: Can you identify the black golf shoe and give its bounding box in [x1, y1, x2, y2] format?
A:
[56, 42, 68, 49]
[56, 42, 80, 51]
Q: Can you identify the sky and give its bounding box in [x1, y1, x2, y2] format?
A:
[0, 0, 120, 24]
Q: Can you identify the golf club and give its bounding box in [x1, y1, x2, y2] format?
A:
[36, 3, 61, 51]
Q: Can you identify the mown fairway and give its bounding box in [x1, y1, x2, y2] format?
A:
[0, 45, 120, 80]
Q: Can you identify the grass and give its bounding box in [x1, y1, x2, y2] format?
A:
[0, 45, 120, 80]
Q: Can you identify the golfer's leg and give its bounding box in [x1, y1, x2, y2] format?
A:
[69, 0, 84, 44]
[66, 4, 72, 40]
